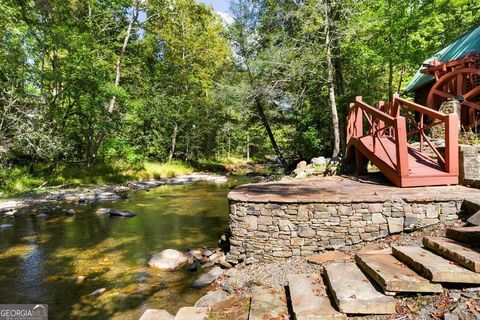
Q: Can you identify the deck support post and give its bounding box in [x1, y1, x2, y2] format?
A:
[355, 148, 368, 175]
[395, 116, 409, 179]
[354, 97, 363, 137]
[445, 113, 459, 175]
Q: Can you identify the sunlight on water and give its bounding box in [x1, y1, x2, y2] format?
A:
[0, 177, 251, 319]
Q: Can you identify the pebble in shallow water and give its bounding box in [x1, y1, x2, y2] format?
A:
[35, 213, 48, 220]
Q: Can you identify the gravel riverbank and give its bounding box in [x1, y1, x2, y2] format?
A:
[0, 172, 228, 214]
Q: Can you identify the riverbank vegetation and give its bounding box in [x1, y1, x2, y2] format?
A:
[1, 0, 478, 194]
[0, 161, 194, 197]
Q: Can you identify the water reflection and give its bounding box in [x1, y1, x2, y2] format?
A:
[0, 177, 250, 319]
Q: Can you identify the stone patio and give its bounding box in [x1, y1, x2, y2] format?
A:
[227, 176, 480, 263]
[228, 175, 480, 204]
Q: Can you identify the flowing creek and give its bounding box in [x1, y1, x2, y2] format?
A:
[0, 176, 252, 319]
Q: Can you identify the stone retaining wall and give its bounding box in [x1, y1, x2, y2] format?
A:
[227, 200, 461, 264]
[460, 144, 480, 187]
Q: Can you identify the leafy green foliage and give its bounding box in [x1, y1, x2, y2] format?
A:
[0, 0, 478, 193]
[0, 161, 194, 197]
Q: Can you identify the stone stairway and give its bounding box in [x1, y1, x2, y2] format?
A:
[141, 226, 480, 320]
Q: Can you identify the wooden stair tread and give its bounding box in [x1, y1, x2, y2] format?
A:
[355, 253, 443, 293]
[392, 246, 480, 284]
[287, 274, 346, 320]
[324, 262, 396, 314]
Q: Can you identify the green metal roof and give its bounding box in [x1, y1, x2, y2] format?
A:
[404, 25, 480, 93]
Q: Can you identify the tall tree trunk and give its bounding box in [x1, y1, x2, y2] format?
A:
[397, 65, 405, 93]
[388, 58, 393, 102]
[243, 41, 286, 166]
[324, 2, 341, 158]
[90, 4, 138, 163]
[387, 0, 393, 102]
[168, 120, 178, 162]
[108, 6, 139, 113]
[246, 132, 250, 161]
[255, 98, 286, 166]
[332, 29, 344, 96]
[332, 27, 345, 153]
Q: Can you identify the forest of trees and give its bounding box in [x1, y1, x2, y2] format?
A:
[1, 0, 479, 174]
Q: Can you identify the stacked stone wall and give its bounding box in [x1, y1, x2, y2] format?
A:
[460, 144, 480, 187]
[227, 200, 462, 263]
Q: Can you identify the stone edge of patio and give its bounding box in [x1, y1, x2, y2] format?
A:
[228, 176, 480, 203]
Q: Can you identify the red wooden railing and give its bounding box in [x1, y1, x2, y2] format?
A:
[346, 94, 459, 187]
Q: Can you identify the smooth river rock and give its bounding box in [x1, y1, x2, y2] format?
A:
[109, 209, 135, 217]
[194, 290, 230, 307]
[174, 307, 209, 320]
[96, 208, 111, 216]
[35, 213, 48, 220]
[139, 309, 174, 320]
[192, 266, 224, 288]
[148, 249, 189, 271]
[0, 224, 13, 230]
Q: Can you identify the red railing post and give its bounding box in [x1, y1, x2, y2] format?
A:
[445, 113, 459, 175]
[395, 116, 409, 177]
[354, 96, 363, 137]
[346, 103, 354, 144]
[377, 100, 385, 135]
[391, 93, 401, 117]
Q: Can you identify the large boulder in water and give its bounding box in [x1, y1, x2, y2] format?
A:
[148, 249, 189, 271]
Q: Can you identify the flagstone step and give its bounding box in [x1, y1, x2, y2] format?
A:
[446, 226, 480, 245]
[423, 237, 480, 272]
[248, 285, 289, 320]
[174, 307, 209, 320]
[287, 274, 346, 320]
[355, 253, 443, 294]
[392, 246, 480, 284]
[324, 262, 396, 314]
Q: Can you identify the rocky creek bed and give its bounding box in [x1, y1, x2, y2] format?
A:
[0, 173, 250, 319]
[0, 172, 229, 215]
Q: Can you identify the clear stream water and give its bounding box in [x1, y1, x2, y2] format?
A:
[0, 176, 252, 319]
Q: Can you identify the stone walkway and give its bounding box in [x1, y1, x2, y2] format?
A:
[141, 224, 480, 319]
